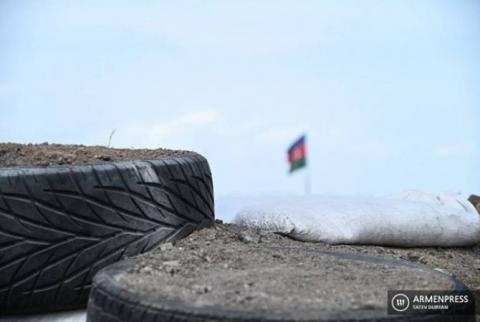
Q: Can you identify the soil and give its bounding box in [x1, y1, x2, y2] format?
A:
[0, 143, 192, 168]
[119, 223, 479, 317]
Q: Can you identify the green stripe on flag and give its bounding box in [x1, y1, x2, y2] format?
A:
[289, 158, 306, 173]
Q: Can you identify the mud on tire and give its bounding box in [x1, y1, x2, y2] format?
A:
[0, 153, 214, 314]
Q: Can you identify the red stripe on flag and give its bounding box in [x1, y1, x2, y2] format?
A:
[288, 143, 306, 164]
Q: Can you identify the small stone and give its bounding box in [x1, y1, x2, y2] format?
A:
[418, 256, 428, 264]
[407, 253, 420, 262]
[140, 266, 153, 274]
[163, 260, 180, 267]
[160, 243, 174, 251]
[434, 267, 452, 276]
[272, 253, 284, 260]
[193, 285, 212, 294]
[238, 232, 259, 244]
[93, 154, 111, 161]
[352, 299, 377, 310]
[168, 267, 179, 276]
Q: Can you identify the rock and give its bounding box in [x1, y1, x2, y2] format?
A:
[418, 256, 428, 264]
[352, 299, 377, 310]
[406, 252, 420, 262]
[163, 260, 180, 267]
[140, 266, 153, 275]
[474, 259, 480, 270]
[238, 231, 260, 244]
[159, 243, 174, 251]
[434, 267, 452, 276]
[272, 253, 284, 260]
[193, 285, 212, 294]
[95, 154, 112, 161]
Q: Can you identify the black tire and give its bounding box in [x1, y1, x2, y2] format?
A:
[86, 251, 467, 322]
[0, 153, 214, 314]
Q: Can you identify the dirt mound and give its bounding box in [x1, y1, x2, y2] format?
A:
[120, 224, 466, 314]
[0, 143, 192, 168]
[85, 223, 478, 321]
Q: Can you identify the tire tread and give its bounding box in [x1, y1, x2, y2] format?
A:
[0, 154, 214, 313]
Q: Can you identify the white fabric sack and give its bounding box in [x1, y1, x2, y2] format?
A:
[234, 192, 480, 247]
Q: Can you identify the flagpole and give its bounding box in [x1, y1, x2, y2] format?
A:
[305, 134, 310, 195]
[305, 166, 311, 195]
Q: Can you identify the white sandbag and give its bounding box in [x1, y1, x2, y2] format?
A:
[234, 193, 480, 247]
[394, 190, 474, 213]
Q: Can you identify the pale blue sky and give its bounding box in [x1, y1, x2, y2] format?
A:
[1, 0, 479, 197]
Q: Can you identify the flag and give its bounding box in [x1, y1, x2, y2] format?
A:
[287, 135, 307, 173]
